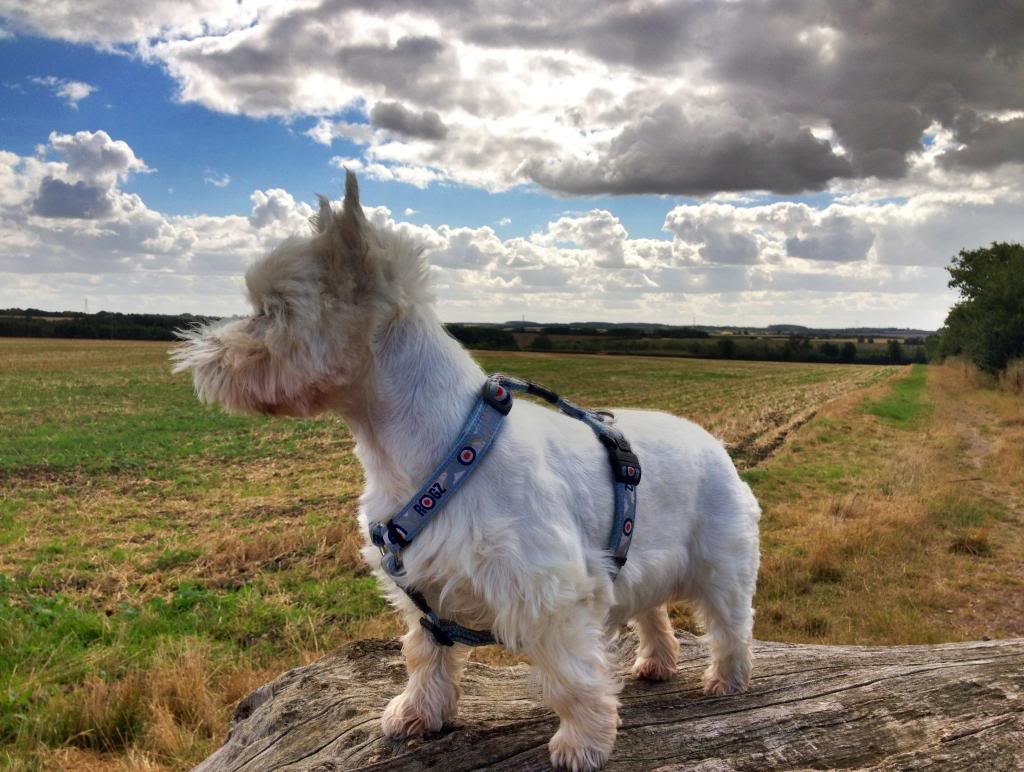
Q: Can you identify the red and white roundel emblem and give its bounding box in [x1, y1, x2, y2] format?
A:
[458, 447, 476, 465]
[420, 495, 435, 510]
[622, 519, 634, 535]
[495, 385, 507, 399]
[626, 465, 636, 478]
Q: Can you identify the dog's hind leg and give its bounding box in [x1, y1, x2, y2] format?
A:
[630, 604, 679, 681]
[381, 621, 469, 738]
[692, 569, 755, 696]
[527, 609, 620, 771]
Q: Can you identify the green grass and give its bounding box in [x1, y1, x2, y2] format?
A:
[0, 338, 901, 768]
[863, 363, 931, 428]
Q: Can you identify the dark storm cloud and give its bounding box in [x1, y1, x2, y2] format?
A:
[941, 113, 1024, 170]
[10, 0, 1024, 195]
[523, 104, 853, 196]
[465, 1, 702, 72]
[32, 176, 113, 219]
[369, 101, 448, 140]
[478, 0, 1024, 192]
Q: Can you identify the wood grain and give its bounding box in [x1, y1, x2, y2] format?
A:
[196, 634, 1024, 771]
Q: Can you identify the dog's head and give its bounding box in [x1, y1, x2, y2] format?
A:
[172, 171, 430, 417]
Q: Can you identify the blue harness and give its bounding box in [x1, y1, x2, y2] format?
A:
[369, 373, 641, 647]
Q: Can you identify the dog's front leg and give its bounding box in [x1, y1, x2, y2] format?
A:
[527, 613, 620, 771]
[381, 620, 469, 738]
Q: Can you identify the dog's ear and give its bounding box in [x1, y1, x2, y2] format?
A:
[339, 169, 367, 252]
[312, 194, 333, 234]
[318, 170, 379, 297]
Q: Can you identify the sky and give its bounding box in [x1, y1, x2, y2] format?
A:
[1, 2, 1023, 329]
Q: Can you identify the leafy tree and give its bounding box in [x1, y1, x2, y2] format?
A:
[840, 341, 858, 362]
[716, 336, 736, 358]
[940, 242, 1024, 372]
[887, 338, 904, 364]
[530, 334, 553, 351]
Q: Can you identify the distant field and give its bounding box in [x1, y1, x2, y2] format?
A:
[2, 339, 1021, 771]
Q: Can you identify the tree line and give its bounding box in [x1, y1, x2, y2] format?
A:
[0, 310, 208, 340]
[928, 242, 1024, 376]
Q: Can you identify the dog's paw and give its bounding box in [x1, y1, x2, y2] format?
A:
[548, 727, 612, 771]
[381, 692, 445, 738]
[631, 655, 676, 682]
[701, 668, 749, 696]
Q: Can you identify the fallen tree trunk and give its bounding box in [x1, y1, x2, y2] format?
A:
[197, 635, 1024, 771]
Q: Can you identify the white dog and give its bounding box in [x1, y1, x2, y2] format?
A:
[173, 173, 761, 771]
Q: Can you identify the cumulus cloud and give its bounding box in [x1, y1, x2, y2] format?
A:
[369, 101, 448, 140]
[30, 76, 96, 108]
[328, 155, 445, 189]
[524, 105, 854, 196]
[786, 216, 876, 264]
[0, 0, 255, 45]
[46, 130, 150, 186]
[541, 210, 629, 267]
[32, 176, 112, 219]
[5, 1, 1019, 196]
[248, 188, 313, 233]
[940, 112, 1024, 170]
[1, 127, 1021, 328]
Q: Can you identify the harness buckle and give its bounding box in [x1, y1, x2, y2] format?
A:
[607, 443, 642, 484]
[380, 551, 406, 578]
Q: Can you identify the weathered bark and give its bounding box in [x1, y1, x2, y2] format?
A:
[197, 635, 1024, 771]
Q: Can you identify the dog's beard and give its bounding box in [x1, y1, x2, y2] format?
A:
[172, 318, 332, 417]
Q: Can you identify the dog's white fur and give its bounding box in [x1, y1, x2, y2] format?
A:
[172, 173, 761, 771]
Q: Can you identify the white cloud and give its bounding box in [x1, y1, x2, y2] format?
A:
[329, 155, 445, 189]
[45, 130, 150, 186]
[6, 2, 1018, 198]
[0, 0, 256, 46]
[248, 188, 313, 234]
[30, 76, 96, 108]
[203, 170, 230, 187]
[3, 129, 1021, 329]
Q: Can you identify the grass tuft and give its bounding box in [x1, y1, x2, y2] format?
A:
[863, 364, 931, 428]
[948, 531, 994, 557]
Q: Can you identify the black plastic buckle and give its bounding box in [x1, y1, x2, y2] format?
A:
[369, 522, 387, 548]
[370, 520, 410, 549]
[419, 615, 455, 647]
[607, 444, 641, 484]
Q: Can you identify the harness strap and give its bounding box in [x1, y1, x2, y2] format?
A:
[370, 373, 640, 647]
[368, 377, 509, 577]
[493, 374, 640, 571]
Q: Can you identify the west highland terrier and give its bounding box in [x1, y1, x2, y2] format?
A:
[173, 172, 761, 771]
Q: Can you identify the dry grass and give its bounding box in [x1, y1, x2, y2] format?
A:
[999, 358, 1024, 394]
[23, 641, 273, 772]
[14, 339, 1023, 771]
[729, 362, 1024, 647]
